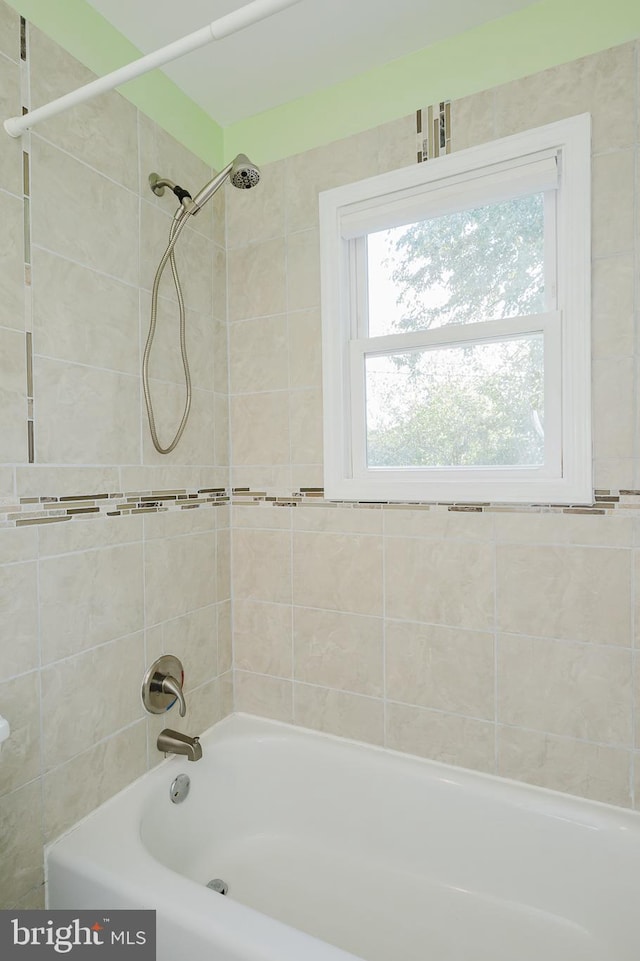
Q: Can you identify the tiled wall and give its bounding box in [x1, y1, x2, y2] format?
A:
[227, 41, 640, 811]
[0, 7, 231, 909]
[1, 0, 640, 914]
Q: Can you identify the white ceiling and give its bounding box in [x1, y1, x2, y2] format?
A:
[86, 0, 539, 127]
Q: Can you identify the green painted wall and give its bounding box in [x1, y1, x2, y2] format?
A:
[4, 0, 640, 167]
[3, 0, 225, 168]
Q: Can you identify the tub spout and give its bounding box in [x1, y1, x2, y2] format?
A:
[157, 728, 202, 761]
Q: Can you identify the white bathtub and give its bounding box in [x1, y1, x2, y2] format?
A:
[47, 713, 640, 961]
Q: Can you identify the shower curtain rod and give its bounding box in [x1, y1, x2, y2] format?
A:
[4, 0, 301, 138]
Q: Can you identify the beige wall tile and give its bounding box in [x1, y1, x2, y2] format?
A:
[286, 229, 320, 311]
[119, 466, 224, 493]
[288, 309, 322, 389]
[634, 658, 640, 750]
[0, 2, 19, 61]
[212, 245, 227, 322]
[235, 670, 293, 722]
[374, 114, 417, 173]
[0, 561, 38, 682]
[34, 357, 140, 465]
[33, 249, 139, 375]
[139, 201, 214, 315]
[0, 51, 22, 197]
[226, 158, 285, 248]
[451, 90, 495, 151]
[0, 466, 14, 498]
[386, 702, 495, 774]
[284, 128, 379, 233]
[386, 621, 494, 719]
[181, 678, 220, 733]
[0, 671, 40, 796]
[383, 508, 494, 541]
[229, 316, 288, 393]
[38, 514, 142, 558]
[41, 632, 145, 769]
[234, 599, 292, 676]
[231, 391, 290, 466]
[215, 393, 229, 469]
[29, 28, 138, 191]
[233, 505, 292, 530]
[144, 530, 216, 625]
[141, 383, 215, 467]
[293, 505, 382, 535]
[0, 192, 23, 332]
[498, 634, 632, 745]
[494, 510, 633, 548]
[592, 149, 635, 258]
[227, 237, 286, 321]
[154, 604, 218, 690]
[592, 355, 635, 463]
[0, 527, 37, 566]
[40, 542, 144, 662]
[494, 43, 636, 151]
[294, 607, 383, 696]
[0, 781, 44, 908]
[497, 726, 632, 807]
[217, 600, 232, 675]
[594, 458, 634, 492]
[43, 721, 146, 842]
[592, 255, 635, 359]
[217, 671, 234, 721]
[213, 318, 228, 394]
[143, 509, 215, 540]
[16, 466, 120, 499]
[217, 526, 231, 601]
[293, 531, 383, 616]
[9, 884, 46, 910]
[385, 537, 494, 630]
[0, 326, 27, 462]
[141, 293, 214, 391]
[232, 528, 291, 604]
[289, 389, 323, 466]
[294, 683, 384, 745]
[31, 138, 138, 285]
[496, 544, 631, 645]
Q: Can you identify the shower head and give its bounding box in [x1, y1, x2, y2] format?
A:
[230, 154, 260, 190]
[190, 153, 261, 213]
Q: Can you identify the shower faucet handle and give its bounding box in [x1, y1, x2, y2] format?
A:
[142, 655, 187, 718]
[160, 673, 186, 718]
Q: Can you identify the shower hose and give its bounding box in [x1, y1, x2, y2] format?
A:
[142, 206, 193, 454]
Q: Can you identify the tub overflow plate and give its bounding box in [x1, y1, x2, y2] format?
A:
[169, 773, 190, 804]
[207, 879, 229, 895]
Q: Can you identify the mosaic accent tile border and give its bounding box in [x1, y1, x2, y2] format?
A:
[417, 101, 451, 162]
[0, 488, 229, 529]
[231, 488, 640, 517]
[2, 485, 640, 529]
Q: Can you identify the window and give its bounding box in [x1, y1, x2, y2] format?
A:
[320, 114, 591, 503]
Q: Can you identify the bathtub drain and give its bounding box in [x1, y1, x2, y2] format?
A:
[207, 879, 229, 895]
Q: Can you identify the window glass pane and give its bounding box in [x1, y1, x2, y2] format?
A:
[365, 335, 544, 469]
[367, 194, 546, 337]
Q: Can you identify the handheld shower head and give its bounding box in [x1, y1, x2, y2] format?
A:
[190, 153, 261, 212]
[230, 154, 260, 190]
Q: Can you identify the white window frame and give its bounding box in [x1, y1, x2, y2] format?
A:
[320, 114, 592, 504]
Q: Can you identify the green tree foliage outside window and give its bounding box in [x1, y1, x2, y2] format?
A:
[366, 194, 546, 469]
